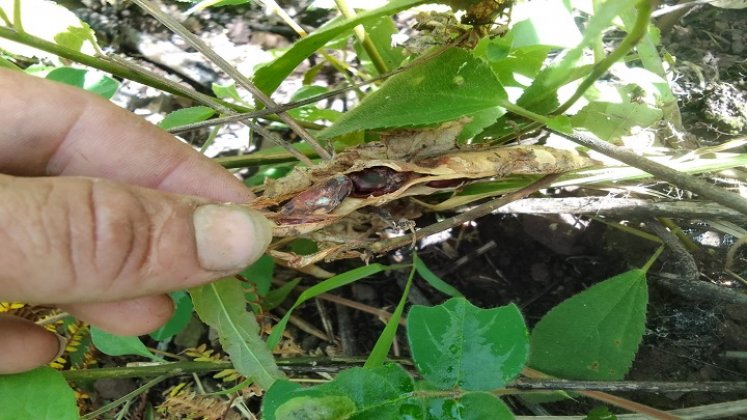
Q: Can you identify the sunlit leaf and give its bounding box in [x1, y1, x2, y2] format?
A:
[264, 364, 416, 420]
[320, 48, 506, 139]
[46, 67, 119, 99]
[190, 278, 284, 389]
[0, 367, 78, 419]
[267, 264, 387, 349]
[91, 327, 159, 360]
[529, 269, 648, 380]
[408, 298, 528, 391]
[253, 0, 428, 96]
[149, 291, 194, 341]
[158, 106, 216, 130]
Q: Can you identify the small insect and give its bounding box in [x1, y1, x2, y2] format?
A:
[279, 175, 353, 219]
[348, 167, 410, 198]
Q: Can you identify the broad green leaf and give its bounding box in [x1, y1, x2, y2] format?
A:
[570, 101, 662, 141]
[320, 48, 506, 139]
[407, 298, 528, 391]
[286, 85, 341, 123]
[0, 367, 78, 419]
[457, 107, 506, 141]
[274, 395, 357, 419]
[149, 291, 194, 341]
[91, 327, 160, 360]
[265, 364, 416, 420]
[46, 67, 119, 99]
[53, 23, 97, 53]
[158, 106, 216, 130]
[0, 0, 99, 58]
[262, 379, 303, 418]
[413, 254, 462, 297]
[546, 115, 573, 134]
[267, 264, 387, 349]
[424, 392, 514, 420]
[529, 269, 649, 380]
[253, 0, 428, 96]
[288, 238, 320, 255]
[240, 254, 275, 297]
[190, 278, 284, 389]
[355, 15, 405, 74]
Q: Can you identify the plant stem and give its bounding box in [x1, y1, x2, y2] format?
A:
[368, 174, 561, 254]
[334, 0, 389, 75]
[562, 130, 747, 217]
[0, 26, 224, 105]
[132, 0, 332, 161]
[80, 375, 171, 419]
[552, 0, 654, 115]
[641, 245, 664, 273]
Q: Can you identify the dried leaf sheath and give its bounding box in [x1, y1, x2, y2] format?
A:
[245, 120, 598, 267]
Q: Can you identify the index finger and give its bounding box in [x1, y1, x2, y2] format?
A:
[0, 69, 250, 202]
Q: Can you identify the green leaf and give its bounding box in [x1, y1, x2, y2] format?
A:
[274, 395, 357, 419]
[264, 364, 416, 420]
[45, 67, 119, 99]
[286, 85, 341, 123]
[0, 367, 78, 419]
[149, 291, 194, 341]
[158, 106, 216, 130]
[90, 327, 159, 360]
[546, 115, 573, 135]
[408, 298, 528, 391]
[190, 278, 284, 389]
[53, 23, 97, 53]
[366, 264, 417, 368]
[240, 254, 275, 297]
[263, 278, 301, 311]
[188, 0, 251, 12]
[288, 238, 319, 255]
[571, 101, 663, 141]
[355, 15, 405, 74]
[253, 0, 428, 96]
[529, 269, 649, 380]
[212, 81, 252, 106]
[414, 254, 462, 297]
[0, 0, 100, 58]
[320, 48, 506, 139]
[0, 55, 21, 70]
[262, 379, 303, 418]
[267, 264, 387, 349]
[424, 391, 514, 420]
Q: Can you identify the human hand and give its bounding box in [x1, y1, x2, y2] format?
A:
[0, 69, 272, 374]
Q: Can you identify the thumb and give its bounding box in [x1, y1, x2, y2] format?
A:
[0, 174, 272, 304]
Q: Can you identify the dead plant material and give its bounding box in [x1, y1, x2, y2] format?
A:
[250, 119, 597, 268]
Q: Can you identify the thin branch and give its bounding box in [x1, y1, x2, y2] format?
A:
[522, 367, 678, 420]
[553, 0, 655, 115]
[334, 0, 389, 74]
[490, 197, 747, 221]
[131, 0, 332, 161]
[368, 174, 562, 254]
[511, 378, 747, 393]
[562, 130, 747, 216]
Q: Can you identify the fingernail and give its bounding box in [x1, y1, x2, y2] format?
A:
[193, 204, 272, 271]
[49, 333, 68, 363]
